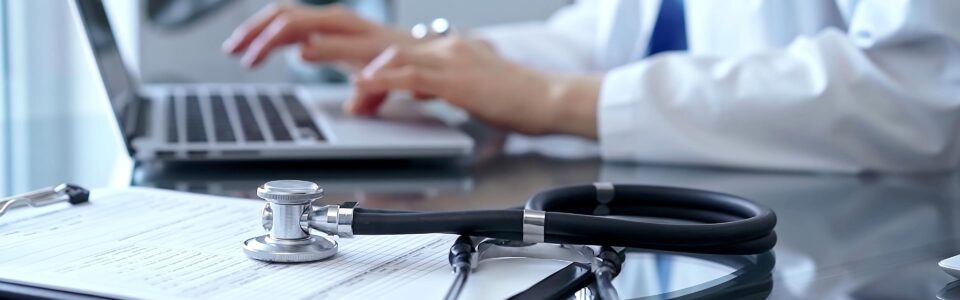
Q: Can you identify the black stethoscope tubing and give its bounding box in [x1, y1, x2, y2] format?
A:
[349, 184, 777, 255]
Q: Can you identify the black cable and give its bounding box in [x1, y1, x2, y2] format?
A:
[445, 271, 469, 300]
[350, 184, 777, 255]
[592, 246, 625, 300]
[353, 209, 521, 234]
[444, 235, 475, 300]
[594, 272, 618, 300]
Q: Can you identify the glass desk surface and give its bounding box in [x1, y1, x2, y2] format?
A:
[125, 153, 960, 300]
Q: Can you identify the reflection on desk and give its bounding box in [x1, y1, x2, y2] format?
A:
[133, 160, 474, 210]
[606, 251, 774, 299]
[131, 155, 960, 299]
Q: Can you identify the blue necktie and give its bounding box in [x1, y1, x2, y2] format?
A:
[646, 0, 688, 57]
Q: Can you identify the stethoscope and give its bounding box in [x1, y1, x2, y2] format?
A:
[0, 181, 775, 299]
[242, 180, 777, 300]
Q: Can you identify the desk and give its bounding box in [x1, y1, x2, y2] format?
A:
[2, 152, 958, 299]
[127, 154, 960, 299]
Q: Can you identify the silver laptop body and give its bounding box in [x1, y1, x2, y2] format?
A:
[72, 0, 473, 161]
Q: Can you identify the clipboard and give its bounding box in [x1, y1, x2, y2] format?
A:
[0, 264, 594, 300]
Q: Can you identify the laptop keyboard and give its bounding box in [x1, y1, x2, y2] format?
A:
[282, 93, 326, 141]
[234, 95, 265, 142]
[257, 93, 293, 141]
[166, 95, 178, 143]
[184, 93, 206, 143]
[166, 88, 323, 144]
[209, 95, 236, 142]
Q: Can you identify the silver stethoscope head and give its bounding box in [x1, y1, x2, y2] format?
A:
[242, 180, 338, 263]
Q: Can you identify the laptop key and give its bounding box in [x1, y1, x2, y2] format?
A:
[133, 97, 151, 139]
[185, 94, 207, 142]
[281, 93, 326, 141]
[258, 94, 293, 141]
[167, 95, 178, 143]
[234, 95, 264, 142]
[210, 95, 236, 142]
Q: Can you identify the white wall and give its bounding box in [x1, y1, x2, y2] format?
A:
[0, 0, 8, 196]
[138, 0, 288, 83]
[4, 0, 131, 194]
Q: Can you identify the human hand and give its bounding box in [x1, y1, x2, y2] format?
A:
[348, 37, 601, 138]
[222, 3, 415, 68]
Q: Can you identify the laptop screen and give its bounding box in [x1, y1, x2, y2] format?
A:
[72, 0, 141, 147]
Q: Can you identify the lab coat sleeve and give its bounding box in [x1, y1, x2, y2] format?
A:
[599, 0, 960, 172]
[474, 1, 599, 73]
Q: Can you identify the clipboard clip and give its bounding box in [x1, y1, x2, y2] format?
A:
[0, 184, 90, 219]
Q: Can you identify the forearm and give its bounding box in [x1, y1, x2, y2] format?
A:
[470, 38, 601, 138]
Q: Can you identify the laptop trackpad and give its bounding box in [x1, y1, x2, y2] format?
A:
[316, 96, 472, 147]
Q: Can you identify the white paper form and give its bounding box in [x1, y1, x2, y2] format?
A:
[0, 187, 568, 300]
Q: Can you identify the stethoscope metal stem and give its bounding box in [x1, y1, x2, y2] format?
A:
[270, 203, 308, 240]
[591, 246, 625, 300]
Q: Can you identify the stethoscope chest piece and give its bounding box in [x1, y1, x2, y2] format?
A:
[242, 180, 337, 263]
[242, 235, 337, 263]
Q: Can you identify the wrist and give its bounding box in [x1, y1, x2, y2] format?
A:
[545, 74, 601, 139]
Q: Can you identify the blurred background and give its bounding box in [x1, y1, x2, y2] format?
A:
[0, 0, 570, 195]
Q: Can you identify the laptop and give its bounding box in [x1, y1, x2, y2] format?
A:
[71, 0, 473, 161]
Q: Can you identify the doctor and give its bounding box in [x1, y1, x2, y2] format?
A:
[223, 0, 960, 173]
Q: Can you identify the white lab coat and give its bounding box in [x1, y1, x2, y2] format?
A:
[479, 0, 960, 173]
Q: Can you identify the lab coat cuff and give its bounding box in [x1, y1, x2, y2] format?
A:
[597, 68, 642, 162]
[598, 64, 695, 164]
[597, 61, 862, 171]
[598, 63, 748, 165]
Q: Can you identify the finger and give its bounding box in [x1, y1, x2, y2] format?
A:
[412, 91, 436, 100]
[346, 85, 436, 116]
[225, 4, 370, 55]
[222, 3, 288, 55]
[289, 5, 374, 34]
[361, 45, 442, 78]
[345, 90, 388, 116]
[346, 67, 444, 114]
[300, 34, 382, 63]
[363, 66, 443, 94]
[241, 17, 301, 67]
[344, 75, 386, 116]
